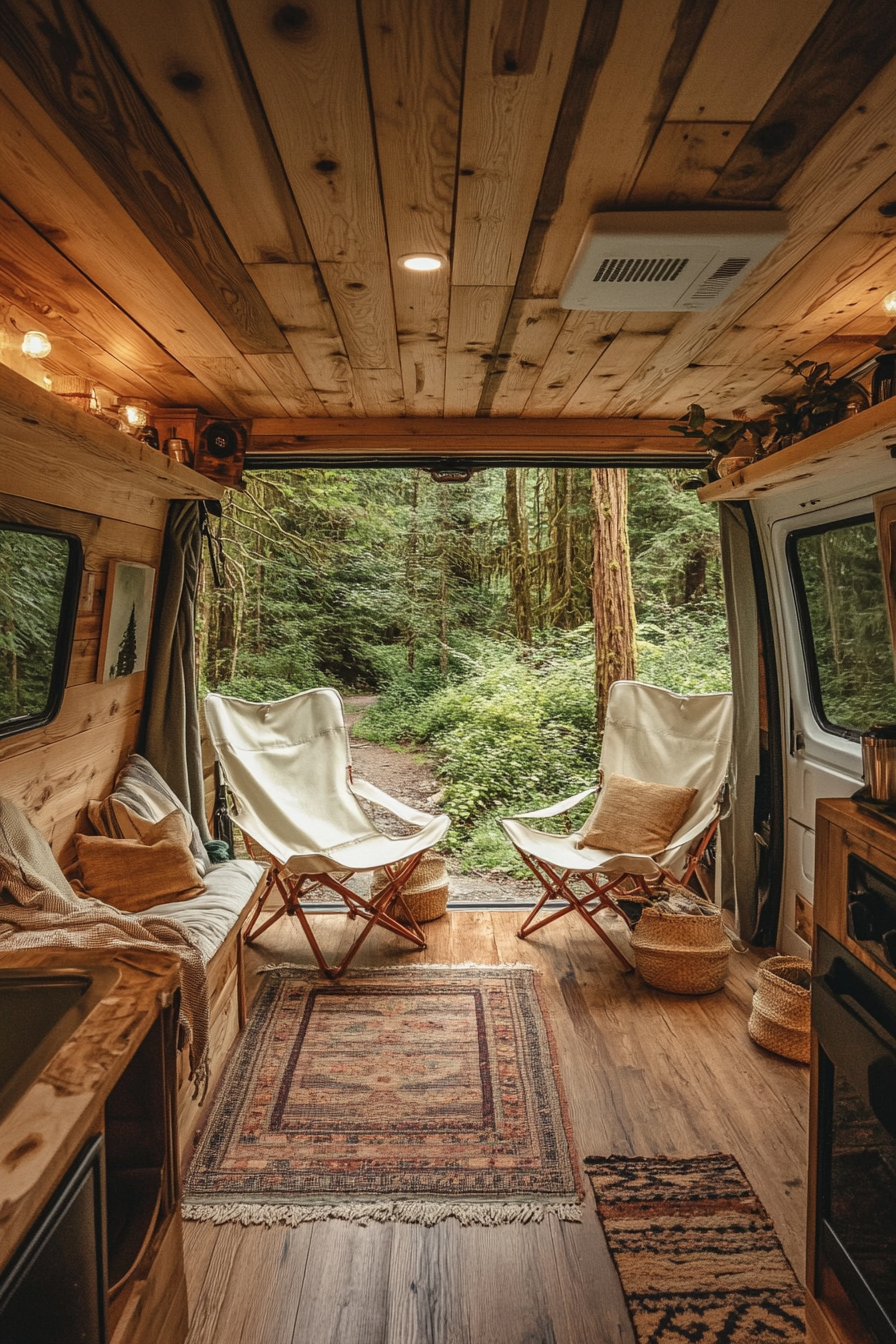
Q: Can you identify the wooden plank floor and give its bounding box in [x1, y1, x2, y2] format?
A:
[183, 910, 809, 1344]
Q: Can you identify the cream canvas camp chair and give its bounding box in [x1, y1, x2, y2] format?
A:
[500, 681, 733, 968]
[204, 688, 451, 978]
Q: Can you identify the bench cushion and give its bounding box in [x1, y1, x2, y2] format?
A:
[145, 859, 266, 963]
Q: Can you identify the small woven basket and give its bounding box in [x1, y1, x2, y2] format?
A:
[371, 851, 448, 924]
[630, 900, 730, 995]
[748, 955, 811, 1063]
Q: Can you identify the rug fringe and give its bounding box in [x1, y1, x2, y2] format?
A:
[182, 1198, 582, 1227]
[255, 961, 538, 975]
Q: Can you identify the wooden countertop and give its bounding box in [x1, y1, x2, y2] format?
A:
[0, 947, 180, 1276]
[817, 796, 896, 855]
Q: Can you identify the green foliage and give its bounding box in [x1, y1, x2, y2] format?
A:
[794, 519, 896, 732]
[637, 604, 732, 696]
[197, 464, 733, 874]
[628, 471, 722, 608]
[761, 360, 869, 443]
[669, 402, 769, 458]
[358, 633, 598, 874]
[0, 529, 70, 724]
[668, 361, 872, 468]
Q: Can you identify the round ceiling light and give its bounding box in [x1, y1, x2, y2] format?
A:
[399, 254, 443, 272]
[883, 289, 896, 317]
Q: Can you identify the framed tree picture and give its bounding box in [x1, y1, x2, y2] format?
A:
[97, 561, 156, 683]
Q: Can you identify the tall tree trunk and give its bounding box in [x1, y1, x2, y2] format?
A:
[407, 472, 419, 670]
[505, 467, 532, 643]
[591, 467, 637, 734]
[439, 485, 449, 675]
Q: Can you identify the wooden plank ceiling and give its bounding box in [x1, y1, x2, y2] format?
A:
[0, 0, 895, 460]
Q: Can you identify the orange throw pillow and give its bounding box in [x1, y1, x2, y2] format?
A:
[74, 811, 206, 912]
[577, 773, 697, 855]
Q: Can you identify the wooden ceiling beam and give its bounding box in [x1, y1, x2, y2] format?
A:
[247, 416, 696, 461]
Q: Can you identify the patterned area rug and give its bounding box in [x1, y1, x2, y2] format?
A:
[586, 1153, 805, 1343]
[184, 964, 581, 1226]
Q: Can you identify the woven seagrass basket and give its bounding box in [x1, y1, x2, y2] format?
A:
[371, 851, 449, 924]
[748, 955, 811, 1063]
[630, 901, 730, 995]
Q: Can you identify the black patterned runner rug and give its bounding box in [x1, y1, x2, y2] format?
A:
[585, 1152, 805, 1343]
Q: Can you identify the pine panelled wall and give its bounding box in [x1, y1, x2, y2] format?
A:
[0, 493, 162, 867]
[0, 370, 222, 866]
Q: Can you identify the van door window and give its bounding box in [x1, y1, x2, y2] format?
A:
[788, 516, 896, 738]
[0, 524, 81, 739]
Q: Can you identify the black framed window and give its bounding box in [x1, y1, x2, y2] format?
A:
[788, 515, 896, 739]
[0, 523, 82, 740]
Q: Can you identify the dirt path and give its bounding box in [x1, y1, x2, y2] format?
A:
[341, 696, 540, 906]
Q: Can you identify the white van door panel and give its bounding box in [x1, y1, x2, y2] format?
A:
[752, 488, 887, 957]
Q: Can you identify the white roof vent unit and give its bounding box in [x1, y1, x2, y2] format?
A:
[559, 211, 787, 312]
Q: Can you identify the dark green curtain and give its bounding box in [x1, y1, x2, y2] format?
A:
[140, 501, 210, 841]
[718, 503, 761, 941]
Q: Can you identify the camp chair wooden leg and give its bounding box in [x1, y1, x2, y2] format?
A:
[241, 857, 333, 974]
[512, 848, 633, 969]
[313, 854, 428, 979]
[515, 851, 574, 937]
[569, 896, 635, 970]
[242, 867, 277, 942]
[677, 814, 720, 887]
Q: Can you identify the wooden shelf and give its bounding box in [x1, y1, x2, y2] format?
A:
[697, 397, 896, 504]
[0, 362, 224, 523]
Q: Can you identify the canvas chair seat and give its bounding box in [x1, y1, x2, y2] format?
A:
[205, 688, 451, 977]
[500, 681, 733, 968]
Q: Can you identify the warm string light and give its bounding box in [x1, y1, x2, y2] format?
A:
[883, 289, 896, 318]
[118, 401, 149, 429]
[21, 330, 52, 359]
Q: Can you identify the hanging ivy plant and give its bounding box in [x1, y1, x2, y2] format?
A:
[669, 358, 871, 471]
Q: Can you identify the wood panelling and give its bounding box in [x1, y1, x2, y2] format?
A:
[0, 485, 166, 857]
[228, 0, 399, 385]
[666, 0, 831, 123]
[0, 0, 893, 428]
[0, 364, 221, 526]
[628, 121, 751, 207]
[711, 0, 896, 202]
[362, 0, 463, 415]
[0, 198, 226, 411]
[246, 263, 359, 416]
[0, 62, 284, 419]
[0, 0, 286, 356]
[598, 49, 896, 418]
[453, 0, 587, 290]
[86, 0, 313, 269]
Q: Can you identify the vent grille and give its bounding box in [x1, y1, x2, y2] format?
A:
[683, 256, 750, 305]
[592, 256, 689, 284]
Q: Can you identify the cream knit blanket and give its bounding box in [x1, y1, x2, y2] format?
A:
[0, 797, 209, 1091]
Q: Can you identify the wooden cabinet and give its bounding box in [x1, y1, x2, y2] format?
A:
[808, 800, 896, 1344]
[0, 949, 188, 1344]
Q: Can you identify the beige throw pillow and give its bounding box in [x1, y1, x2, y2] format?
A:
[74, 810, 206, 912]
[577, 773, 697, 855]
